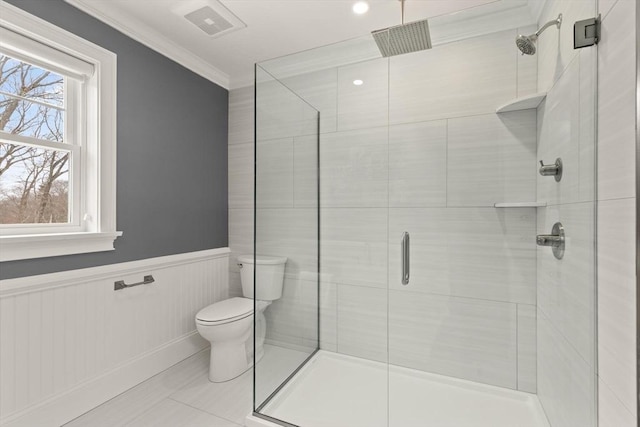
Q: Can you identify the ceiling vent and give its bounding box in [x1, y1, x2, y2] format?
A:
[172, 0, 246, 38]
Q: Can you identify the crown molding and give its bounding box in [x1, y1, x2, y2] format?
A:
[64, 0, 230, 89]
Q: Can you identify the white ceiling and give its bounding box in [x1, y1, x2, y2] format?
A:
[64, 0, 540, 89]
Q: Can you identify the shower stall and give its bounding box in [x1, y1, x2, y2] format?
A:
[250, 1, 598, 426]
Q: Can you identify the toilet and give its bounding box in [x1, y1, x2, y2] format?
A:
[195, 254, 286, 382]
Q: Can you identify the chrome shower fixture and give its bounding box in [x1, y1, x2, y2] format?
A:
[516, 13, 562, 55]
[372, 0, 432, 57]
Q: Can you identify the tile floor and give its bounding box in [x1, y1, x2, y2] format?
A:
[65, 345, 310, 427]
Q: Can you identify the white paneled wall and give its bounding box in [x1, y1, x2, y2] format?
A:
[0, 249, 229, 427]
[596, 0, 637, 425]
[229, 26, 540, 393]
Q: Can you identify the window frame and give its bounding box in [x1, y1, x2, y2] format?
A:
[0, 2, 120, 262]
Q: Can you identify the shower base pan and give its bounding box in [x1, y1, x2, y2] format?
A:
[247, 350, 550, 427]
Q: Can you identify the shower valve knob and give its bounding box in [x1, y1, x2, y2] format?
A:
[536, 222, 565, 260]
[539, 158, 563, 182]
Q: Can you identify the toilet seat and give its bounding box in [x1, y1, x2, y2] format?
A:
[196, 297, 253, 325]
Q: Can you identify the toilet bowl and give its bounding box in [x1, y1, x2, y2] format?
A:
[195, 254, 286, 383]
[196, 297, 253, 382]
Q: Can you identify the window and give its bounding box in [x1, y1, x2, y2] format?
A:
[0, 3, 119, 261]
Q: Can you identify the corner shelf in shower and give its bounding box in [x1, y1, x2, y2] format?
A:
[495, 92, 547, 113]
[494, 202, 547, 208]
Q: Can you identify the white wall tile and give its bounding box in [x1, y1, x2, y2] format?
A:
[536, 0, 596, 91]
[228, 207, 253, 292]
[448, 112, 537, 207]
[389, 120, 447, 207]
[293, 135, 318, 208]
[597, 0, 636, 200]
[255, 208, 318, 278]
[337, 285, 387, 363]
[598, 377, 637, 427]
[537, 309, 596, 427]
[389, 291, 517, 389]
[228, 271, 243, 299]
[256, 138, 294, 208]
[228, 143, 254, 209]
[389, 208, 536, 304]
[517, 25, 538, 97]
[598, 0, 620, 19]
[320, 208, 388, 289]
[389, 29, 517, 124]
[319, 281, 337, 352]
[337, 58, 388, 131]
[517, 304, 536, 393]
[537, 56, 581, 206]
[578, 47, 597, 203]
[598, 198, 637, 416]
[538, 52, 597, 206]
[320, 127, 388, 208]
[256, 74, 318, 142]
[282, 68, 338, 134]
[537, 202, 596, 367]
[266, 277, 317, 348]
[229, 86, 254, 145]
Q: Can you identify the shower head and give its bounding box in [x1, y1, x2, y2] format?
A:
[516, 13, 562, 55]
[372, 0, 432, 57]
[372, 19, 432, 57]
[516, 34, 538, 55]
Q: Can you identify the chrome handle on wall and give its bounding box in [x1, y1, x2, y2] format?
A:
[539, 158, 563, 181]
[401, 232, 410, 285]
[536, 222, 565, 260]
[114, 275, 155, 291]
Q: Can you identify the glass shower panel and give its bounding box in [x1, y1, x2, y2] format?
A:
[253, 65, 320, 416]
[253, 1, 598, 425]
[387, 2, 598, 426]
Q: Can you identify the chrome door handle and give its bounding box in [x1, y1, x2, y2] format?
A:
[401, 232, 410, 285]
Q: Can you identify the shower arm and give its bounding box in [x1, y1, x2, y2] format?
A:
[533, 14, 563, 39]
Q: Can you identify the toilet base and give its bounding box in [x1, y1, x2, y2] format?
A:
[209, 341, 251, 383]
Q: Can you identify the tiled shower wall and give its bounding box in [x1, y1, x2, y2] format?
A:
[534, 0, 598, 423]
[229, 26, 541, 393]
[596, 0, 637, 425]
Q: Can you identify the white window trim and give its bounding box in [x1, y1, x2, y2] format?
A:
[0, 2, 121, 262]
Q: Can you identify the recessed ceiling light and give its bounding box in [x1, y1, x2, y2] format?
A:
[353, 79, 364, 86]
[352, 1, 369, 15]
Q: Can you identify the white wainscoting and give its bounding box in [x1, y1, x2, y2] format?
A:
[0, 248, 230, 427]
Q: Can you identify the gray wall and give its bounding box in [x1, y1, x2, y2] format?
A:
[0, 0, 228, 279]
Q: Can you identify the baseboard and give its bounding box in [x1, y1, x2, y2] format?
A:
[3, 332, 208, 427]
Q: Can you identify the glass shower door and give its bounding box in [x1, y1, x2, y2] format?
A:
[387, 3, 598, 426]
[253, 64, 320, 422]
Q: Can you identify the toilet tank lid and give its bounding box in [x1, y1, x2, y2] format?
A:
[196, 297, 253, 323]
[238, 254, 287, 265]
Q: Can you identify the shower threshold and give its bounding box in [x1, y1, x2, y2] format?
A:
[247, 350, 550, 427]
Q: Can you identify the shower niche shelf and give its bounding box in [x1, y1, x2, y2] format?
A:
[495, 92, 547, 113]
[494, 202, 547, 208]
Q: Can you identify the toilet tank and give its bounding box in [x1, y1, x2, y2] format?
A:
[238, 254, 287, 301]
